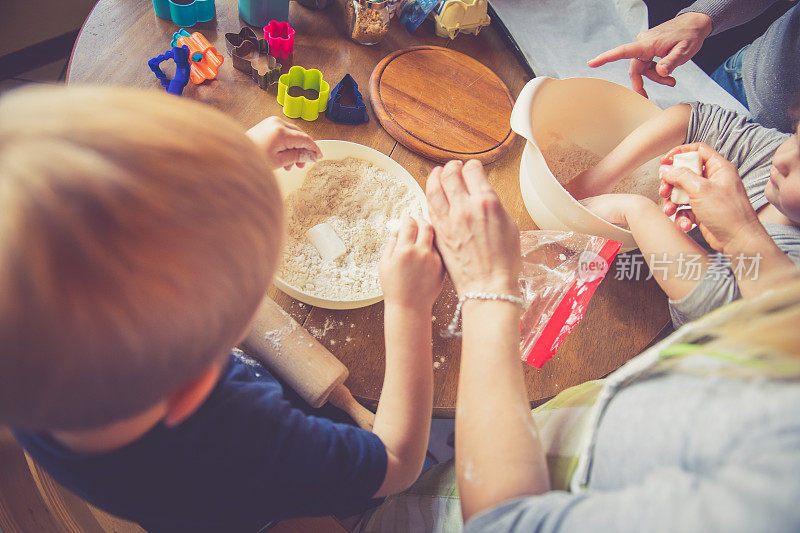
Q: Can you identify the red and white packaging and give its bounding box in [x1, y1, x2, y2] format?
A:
[518, 231, 621, 368]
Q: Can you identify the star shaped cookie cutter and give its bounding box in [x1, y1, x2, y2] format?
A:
[224, 27, 282, 89]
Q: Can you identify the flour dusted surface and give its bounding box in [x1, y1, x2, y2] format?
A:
[279, 157, 424, 300]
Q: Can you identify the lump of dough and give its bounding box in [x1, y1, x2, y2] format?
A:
[306, 222, 346, 261]
[670, 151, 702, 205]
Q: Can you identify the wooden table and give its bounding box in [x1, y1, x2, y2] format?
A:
[68, 0, 670, 417]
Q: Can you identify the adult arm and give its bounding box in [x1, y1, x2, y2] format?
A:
[679, 0, 780, 35]
[464, 455, 800, 532]
[426, 160, 549, 521]
[661, 143, 796, 298]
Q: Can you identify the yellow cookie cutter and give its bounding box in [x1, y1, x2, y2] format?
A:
[277, 66, 330, 121]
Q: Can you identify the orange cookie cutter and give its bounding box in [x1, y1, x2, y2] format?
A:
[174, 30, 224, 84]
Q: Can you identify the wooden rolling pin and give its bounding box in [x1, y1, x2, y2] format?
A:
[242, 296, 376, 431]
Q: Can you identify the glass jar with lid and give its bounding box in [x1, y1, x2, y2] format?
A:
[344, 0, 390, 45]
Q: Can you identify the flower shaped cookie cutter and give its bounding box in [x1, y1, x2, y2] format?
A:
[264, 20, 295, 60]
[172, 29, 224, 84]
[152, 0, 215, 27]
[277, 66, 330, 121]
[148, 45, 191, 95]
[225, 27, 282, 89]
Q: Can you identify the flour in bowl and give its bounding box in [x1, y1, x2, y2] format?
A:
[278, 157, 424, 300]
[542, 139, 660, 202]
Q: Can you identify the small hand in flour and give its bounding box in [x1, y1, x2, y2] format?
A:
[660, 143, 759, 252]
[379, 217, 444, 310]
[246, 116, 322, 171]
[580, 194, 652, 228]
[426, 160, 520, 296]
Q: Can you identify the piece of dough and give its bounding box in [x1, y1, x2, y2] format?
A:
[306, 222, 347, 261]
[670, 151, 702, 205]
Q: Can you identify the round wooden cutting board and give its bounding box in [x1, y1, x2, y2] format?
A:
[369, 46, 516, 164]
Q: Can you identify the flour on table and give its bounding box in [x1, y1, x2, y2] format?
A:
[279, 157, 424, 300]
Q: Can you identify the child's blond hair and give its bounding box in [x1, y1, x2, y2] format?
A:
[0, 86, 284, 430]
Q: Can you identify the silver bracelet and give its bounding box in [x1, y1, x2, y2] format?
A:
[446, 292, 525, 337]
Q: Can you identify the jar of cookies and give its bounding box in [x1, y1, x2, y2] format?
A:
[344, 0, 390, 45]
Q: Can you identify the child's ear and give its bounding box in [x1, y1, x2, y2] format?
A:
[163, 362, 225, 428]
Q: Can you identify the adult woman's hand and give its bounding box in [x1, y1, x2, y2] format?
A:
[587, 12, 713, 98]
[430, 160, 549, 522]
[425, 159, 520, 296]
[659, 142, 763, 253]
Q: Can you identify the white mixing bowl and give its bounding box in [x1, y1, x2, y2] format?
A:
[510, 77, 664, 252]
[273, 140, 427, 309]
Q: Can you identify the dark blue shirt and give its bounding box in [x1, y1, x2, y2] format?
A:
[14, 351, 387, 532]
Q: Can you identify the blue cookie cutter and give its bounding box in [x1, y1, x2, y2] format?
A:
[153, 0, 215, 27]
[326, 74, 369, 125]
[148, 45, 191, 96]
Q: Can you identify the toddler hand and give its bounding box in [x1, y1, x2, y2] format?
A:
[379, 217, 444, 310]
[580, 194, 652, 228]
[246, 116, 322, 171]
[566, 166, 614, 199]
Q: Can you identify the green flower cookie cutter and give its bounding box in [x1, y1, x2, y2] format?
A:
[277, 66, 330, 121]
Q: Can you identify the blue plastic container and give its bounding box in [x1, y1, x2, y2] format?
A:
[153, 0, 215, 27]
[238, 0, 289, 25]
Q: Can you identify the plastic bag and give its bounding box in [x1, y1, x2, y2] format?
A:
[518, 231, 621, 368]
[396, 0, 440, 33]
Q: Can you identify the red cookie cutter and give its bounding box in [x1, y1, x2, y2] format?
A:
[263, 20, 295, 60]
[176, 30, 224, 84]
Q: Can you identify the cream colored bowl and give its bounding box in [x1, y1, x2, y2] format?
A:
[273, 140, 427, 309]
[511, 77, 664, 252]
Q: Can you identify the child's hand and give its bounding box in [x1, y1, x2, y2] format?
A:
[566, 166, 617, 199]
[659, 142, 760, 252]
[246, 116, 322, 171]
[379, 217, 444, 310]
[580, 194, 653, 228]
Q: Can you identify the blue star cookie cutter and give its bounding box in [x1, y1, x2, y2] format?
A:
[148, 45, 191, 96]
[326, 74, 369, 125]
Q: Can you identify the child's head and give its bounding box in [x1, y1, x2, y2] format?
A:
[766, 100, 800, 223]
[0, 86, 284, 431]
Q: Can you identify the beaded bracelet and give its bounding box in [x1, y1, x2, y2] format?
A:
[446, 292, 524, 337]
